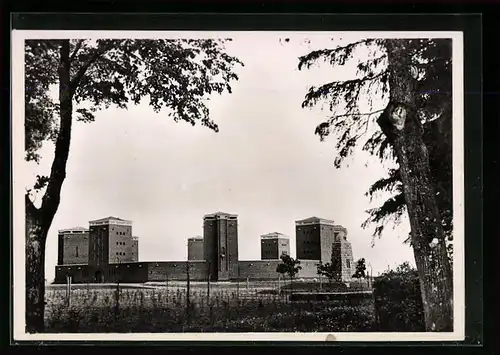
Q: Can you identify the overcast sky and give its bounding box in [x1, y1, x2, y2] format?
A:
[25, 34, 415, 282]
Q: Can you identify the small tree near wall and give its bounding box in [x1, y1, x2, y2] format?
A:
[352, 258, 367, 279]
[316, 261, 338, 283]
[276, 254, 302, 295]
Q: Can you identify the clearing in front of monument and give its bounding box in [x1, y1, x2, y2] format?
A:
[44, 280, 375, 332]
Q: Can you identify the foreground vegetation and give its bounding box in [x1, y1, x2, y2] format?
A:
[45, 287, 375, 332]
[44, 264, 426, 333]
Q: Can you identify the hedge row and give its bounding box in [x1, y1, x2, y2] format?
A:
[373, 263, 425, 331]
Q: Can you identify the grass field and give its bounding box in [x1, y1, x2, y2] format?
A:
[44, 281, 376, 333]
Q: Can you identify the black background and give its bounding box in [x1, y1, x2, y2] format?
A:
[2, 3, 496, 355]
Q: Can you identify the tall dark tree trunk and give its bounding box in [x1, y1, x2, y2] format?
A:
[25, 197, 47, 333]
[377, 39, 453, 332]
[25, 40, 74, 333]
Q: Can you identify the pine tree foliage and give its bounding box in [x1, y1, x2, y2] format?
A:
[298, 38, 453, 259]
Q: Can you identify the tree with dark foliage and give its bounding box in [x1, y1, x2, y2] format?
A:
[373, 262, 425, 331]
[276, 254, 302, 279]
[276, 254, 302, 294]
[298, 38, 453, 331]
[25, 39, 243, 333]
[352, 258, 367, 279]
[316, 260, 338, 282]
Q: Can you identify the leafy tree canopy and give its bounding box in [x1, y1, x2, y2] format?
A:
[316, 260, 340, 282]
[276, 254, 302, 279]
[352, 257, 367, 278]
[24, 38, 244, 333]
[25, 38, 244, 164]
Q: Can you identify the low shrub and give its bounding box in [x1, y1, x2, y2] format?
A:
[290, 291, 372, 303]
[281, 281, 348, 292]
[280, 280, 371, 293]
[373, 262, 425, 331]
[257, 289, 280, 295]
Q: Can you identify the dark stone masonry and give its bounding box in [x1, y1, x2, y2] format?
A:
[54, 213, 355, 284]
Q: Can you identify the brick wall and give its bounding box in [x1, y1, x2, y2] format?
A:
[319, 226, 336, 263]
[331, 243, 342, 281]
[188, 239, 204, 260]
[340, 241, 354, 281]
[261, 239, 279, 260]
[235, 259, 320, 280]
[146, 261, 209, 281]
[110, 262, 149, 283]
[227, 219, 239, 279]
[203, 216, 238, 281]
[61, 232, 89, 265]
[296, 259, 322, 278]
[203, 218, 217, 279]
[131, 238, 139, 262]
[108, 224, 134, 264]
[318, 225, 347, 263]
[330, 240, 354, 282]
[278, 238, 290, 258]
[296, 223, 349, 264]
[237, 260, 281, 280]
[89, 224, 110, 267]
[295, 224, 321, 260]
[54, 258, 323, 284]
[55, 262, 149, 284]
[260, 237, 289, 260]
[58, 234, 64, 265]
[54, 264, 89, 283]
[217, 221, 228, 277]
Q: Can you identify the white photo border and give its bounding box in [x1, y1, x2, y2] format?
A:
[12, 30, 465, 342]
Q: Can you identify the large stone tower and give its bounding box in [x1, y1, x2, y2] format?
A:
[330, 228, 355, 281]
[295, 216, 354, 281]
[203, 212, 238, 281]
[187, 236, 204, 261]
[57, 227, 89, 266]
[88, 216, 135, 282]
[260, 232, 290, 260]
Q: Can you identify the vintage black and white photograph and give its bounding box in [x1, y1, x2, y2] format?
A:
[12, 30, 464, 341]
